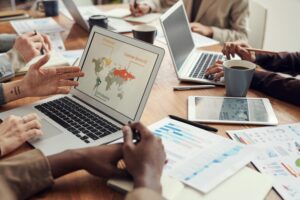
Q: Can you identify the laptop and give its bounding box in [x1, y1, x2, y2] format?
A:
[160, 0, 224, 85]
[0, 27, 164, 155]
[62, 0, 133, 33]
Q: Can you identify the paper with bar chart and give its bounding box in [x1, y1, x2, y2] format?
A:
[227, 124, 300, 200]
[148, 118, 253, 193]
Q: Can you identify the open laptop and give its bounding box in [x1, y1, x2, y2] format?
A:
[0, 27, 164, 155]
[62, 0, 133, 33]
[160, 0, 224, 85]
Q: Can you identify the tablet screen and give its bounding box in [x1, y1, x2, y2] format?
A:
[192, 97, 270, 122]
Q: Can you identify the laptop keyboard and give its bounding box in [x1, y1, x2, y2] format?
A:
[189, 53, 223, 79]
[34, 97, 120, 144]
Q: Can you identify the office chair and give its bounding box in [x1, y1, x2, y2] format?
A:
[248, 0, 267, 49]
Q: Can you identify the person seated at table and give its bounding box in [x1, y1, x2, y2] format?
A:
[0, 54, 84, 157]
[130, 0, 249, 43]
[0, 122, 166, 200]
[205, 41, 300, 106]
[0, 32, 51, 74]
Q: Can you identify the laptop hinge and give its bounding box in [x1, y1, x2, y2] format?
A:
[72, 95, 125, 126]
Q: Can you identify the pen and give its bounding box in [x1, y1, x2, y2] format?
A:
[173, 85, 216, 91]
[128, 121, 141, 143]
[168, 115, 218, 133]
[134, 0, 138, 9]
[34, 30, 44, 55]
[245, 48, 278, 55]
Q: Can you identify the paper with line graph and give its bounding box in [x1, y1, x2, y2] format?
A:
[148, 118, 253, 193]
[227, 124, 300, 200]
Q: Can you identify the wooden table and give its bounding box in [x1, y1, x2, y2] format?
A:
[1, 4, 299, 200]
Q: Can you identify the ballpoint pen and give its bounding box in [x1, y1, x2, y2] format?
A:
[169, 115, 218, 133]
[173, 85, 216, 91]
[128, 121, 141, 143]
[34, 30, 45, 55]
[134, 0, 138, 9]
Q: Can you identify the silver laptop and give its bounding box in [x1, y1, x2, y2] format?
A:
[0, 27, 164, 155]
[160, 0, 224, 85]
[63, 0, 133, 33]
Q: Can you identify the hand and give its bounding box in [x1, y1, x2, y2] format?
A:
[190, 22, 213, 38]
[222, 41, 256, 61]
[21, 54, 84, 97]
[77, 144, 128, 178]
[122, 122, 166, 193]
[0, 113, 42, 157]
[48, 144, 128, 179]
[130, 3, 151, 17]
[13, 32, 52, 62]
[205, 60, 224, 81]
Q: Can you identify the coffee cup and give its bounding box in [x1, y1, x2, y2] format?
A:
[37, 0, 59, 17]
[223, 60, 256, 97]
[132, 25, 157, 44]
[88, 15, 108, 31]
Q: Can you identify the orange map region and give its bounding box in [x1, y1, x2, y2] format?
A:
[113, 69, 135, 81]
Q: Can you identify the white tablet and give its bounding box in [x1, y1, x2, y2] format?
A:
[188, 96, 278, 125]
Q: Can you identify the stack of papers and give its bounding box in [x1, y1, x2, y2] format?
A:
[227, 124, 300, 200]
[108, 117, 272, 200]
[108, 167, 272, 200]
[10, 18, 65, 53]
[125, 13, 161, 24]
[10, 18, 66, 75]
[105, 8, 131, 18]
[60, 5, 130, 21]
[150, 118, 253, 193]
[11, 17, 64, 35]
[17, 51, 69, 76]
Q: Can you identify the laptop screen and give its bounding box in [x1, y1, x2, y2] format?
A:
[162, 3, 195, 71]
[76, 32, 159, 120]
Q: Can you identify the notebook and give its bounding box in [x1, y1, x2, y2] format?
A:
[15, 51, 69, 76]
[108, 167, 273, 200]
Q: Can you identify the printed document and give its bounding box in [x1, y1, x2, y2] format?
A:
[149, 118, 253, 193]
[227, 124, 300, 200]
[11, 18, 64, 35]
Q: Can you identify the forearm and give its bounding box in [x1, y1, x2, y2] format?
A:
[250, 71, 300, 106]
[2, 79, 29, 103]
[47, 149, 84, 178]
[211, 27, 248, 43]
[0, 150, 54, 200]
[255, 52, 300, 75]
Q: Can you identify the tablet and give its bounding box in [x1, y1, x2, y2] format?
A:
[188, 96, 278, 125]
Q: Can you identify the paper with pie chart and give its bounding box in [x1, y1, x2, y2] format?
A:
[77, 33, 158, 119]
[227, 124, 300, 200]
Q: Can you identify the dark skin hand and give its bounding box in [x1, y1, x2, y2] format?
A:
[122, 122, 166, 193]
[47, 122, 166, 194]
[47, 144, 128, 179]
[205, 41, 257, 81]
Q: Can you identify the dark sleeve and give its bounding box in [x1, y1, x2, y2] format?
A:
[0, 150, 54, 200]
[255, 52, 300, 76]
[250, 71, 300, 106]
[0, 34, 17, 53]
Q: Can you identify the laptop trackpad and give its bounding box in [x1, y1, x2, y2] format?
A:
[30, 119, 62, 142]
